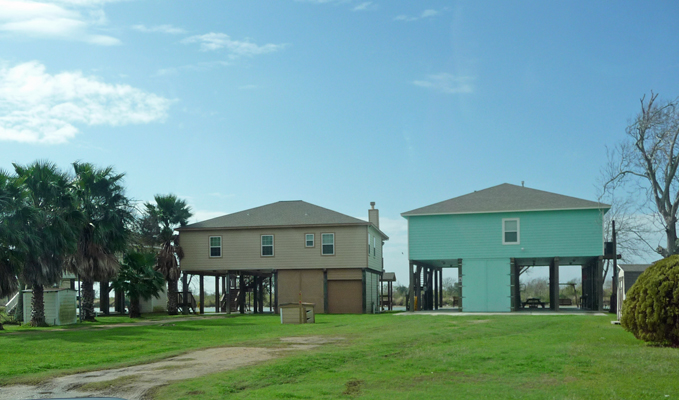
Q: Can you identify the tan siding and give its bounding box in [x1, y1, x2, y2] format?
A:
[277, 270, 324, 314]
[368, 226, 384, 272]
[327, 269, 362, 280]
[180, 226, 367, 272]
[327, 280, 362, 313]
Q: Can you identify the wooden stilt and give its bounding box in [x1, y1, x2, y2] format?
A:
[215, 276, 220, 313]
[439, 269, 443, 308]
[432, 270, 439, 310]
[408, 262, 414, 312]
[182, 273, 189, 315]
[100, 281, 110, 315]
[225, 274, 231, 315]
[199, 274, 204, 314]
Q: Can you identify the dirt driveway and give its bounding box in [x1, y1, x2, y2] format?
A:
[0, 336, 343, 400]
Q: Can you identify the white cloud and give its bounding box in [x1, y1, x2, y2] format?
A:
[0, 61, 173, 144]
[394, 8, 440, 22]
[0, 0, 121, 45]
[420, 9, 439, 18]
[352, 1, 376, 11]
[132, 24, 185, 34]
[412, 73, 474, 94]
[189, 209, 227, 224]
[181, 32, 287, 57]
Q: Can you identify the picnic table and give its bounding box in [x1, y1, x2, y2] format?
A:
[522, 298, 546, 309]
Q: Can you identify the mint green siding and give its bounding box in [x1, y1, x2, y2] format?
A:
[408, 209, 604, 261]
[462, 259, 511, 312]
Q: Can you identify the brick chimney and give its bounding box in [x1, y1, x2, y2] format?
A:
[369, 202, 379, 228]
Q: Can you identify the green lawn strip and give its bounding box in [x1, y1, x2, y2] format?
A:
[152, 315, 679, 400]
[2, 313, 678, 399]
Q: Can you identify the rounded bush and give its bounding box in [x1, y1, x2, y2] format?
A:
[621, 255, 679, 347]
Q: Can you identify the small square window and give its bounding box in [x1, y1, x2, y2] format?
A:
[305, 233, 314, 247]
[322, 233, 334, 255]
[503, 219, 520, 244]
[209, 236, 221, 257]
[261, 235, 274, 256]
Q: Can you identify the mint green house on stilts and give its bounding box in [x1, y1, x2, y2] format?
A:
[402, 184, 610, 312]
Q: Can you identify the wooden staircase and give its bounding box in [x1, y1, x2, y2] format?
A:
[177, 291, 197, 314]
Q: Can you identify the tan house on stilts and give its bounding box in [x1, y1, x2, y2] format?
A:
[177, 201, 389, 314]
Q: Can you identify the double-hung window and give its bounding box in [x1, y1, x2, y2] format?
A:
[209, 236, 222, 257]
[368, 233, 371, 255]
[261, 235, 274, 256]
[321, 233, 335, 255]
[305, 233, 314, 248]
[373, 236, 376, 256]
[502, 218, 520, 244]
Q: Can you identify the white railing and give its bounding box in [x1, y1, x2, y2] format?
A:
[5, 292, 19, 315]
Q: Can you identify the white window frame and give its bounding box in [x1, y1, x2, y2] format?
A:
[368, 233, 371, 255]
[321, 233, 335, 256]
[209, 236, 222, 258]
[502, 218, 520, 245]
[373, 236, 376, 257]
[261, 234, 274, 257]
[305, 233, 314, 248]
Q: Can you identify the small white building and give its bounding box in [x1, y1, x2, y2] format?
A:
[22, 288, 77, 326]
[616, 264, 651, 321]
[139, 287, 168, 314]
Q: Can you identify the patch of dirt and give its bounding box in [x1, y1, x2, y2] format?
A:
[343, 379, 363, 396]
[0, 336, 342, 400]
[468, 319, 490, 324]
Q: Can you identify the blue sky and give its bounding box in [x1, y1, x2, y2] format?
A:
[1, 0, 678, 285]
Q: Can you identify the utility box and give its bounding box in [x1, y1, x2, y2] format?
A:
[279, 302, 315, 324]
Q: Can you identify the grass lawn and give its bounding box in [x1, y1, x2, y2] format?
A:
[1, 312, 677, 399]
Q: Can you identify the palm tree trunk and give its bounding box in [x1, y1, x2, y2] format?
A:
[30, 284, 48, 327]
[167, 279, 178, 315]
[129, 296, 141, 318]
[81, 279, 97, 321]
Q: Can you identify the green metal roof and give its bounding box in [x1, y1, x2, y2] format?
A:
[402, 183, 610, 217]
[180, 200, 388, 239]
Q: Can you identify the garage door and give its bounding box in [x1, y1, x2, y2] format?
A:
[327, 280, 362, 314]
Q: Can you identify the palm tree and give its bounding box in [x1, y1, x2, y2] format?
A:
[65, 163, 132, 321]
[143, 195, 192, 315]
[0, 170, 24, 330]
[112, 251, 165, 318]
[13, 161, 80, 327]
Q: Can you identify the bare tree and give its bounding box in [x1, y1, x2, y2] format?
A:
[603, 92, 679, 258]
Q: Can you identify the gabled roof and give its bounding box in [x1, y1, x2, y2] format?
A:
[179, 200, 389, 239]
[618, 264, 652, 272]
[402, 183, 610, 217]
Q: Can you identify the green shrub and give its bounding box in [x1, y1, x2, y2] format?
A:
[621, 255, 679, 347]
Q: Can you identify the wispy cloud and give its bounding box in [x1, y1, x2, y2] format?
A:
[0, 61, 173, 144]
[352, 1, 377, 11]
[132, 24, 186, 34]
[412, 73, 474, 94]
[181, 32, 287, 58]
[0, 0, 122, 45]
[394, 9, 440, 22]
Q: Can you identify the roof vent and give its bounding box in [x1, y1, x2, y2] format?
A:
[521, 181, 525, 187]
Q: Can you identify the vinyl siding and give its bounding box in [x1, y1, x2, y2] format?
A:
[180, 225, 367, 272]
[23, 289, 76, 326]
[461, 259, 511, 312]
[367, 226, 384, 272]
[408, 209, 604, 261]
[364, 269, 380, 314]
